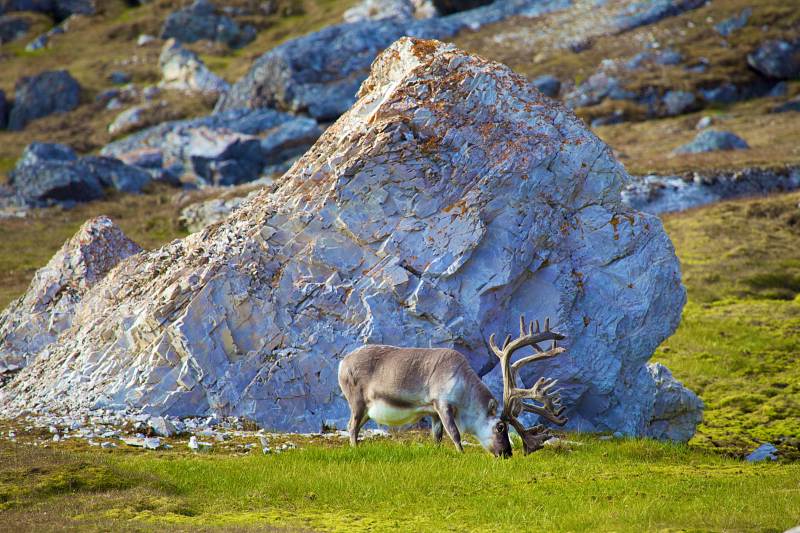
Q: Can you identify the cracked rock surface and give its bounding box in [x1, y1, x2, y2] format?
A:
[0, 38, 701, 440]
[0, 216, 142, 374]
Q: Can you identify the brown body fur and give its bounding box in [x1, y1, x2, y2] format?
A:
[338, 345, 512, 456]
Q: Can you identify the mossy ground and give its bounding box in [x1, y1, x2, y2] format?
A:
[1, 433, 798, 532]
[657, 191, 800, 456]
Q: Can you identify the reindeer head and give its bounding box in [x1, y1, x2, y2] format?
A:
[476, 397, 513, 458]
[489, 315, 569, 455]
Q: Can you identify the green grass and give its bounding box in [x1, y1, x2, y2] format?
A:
[1, 436, 799, 531]
[656, 191, 800, 455]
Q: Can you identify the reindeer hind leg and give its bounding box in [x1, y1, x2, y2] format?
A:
[347, 401, 368, 447]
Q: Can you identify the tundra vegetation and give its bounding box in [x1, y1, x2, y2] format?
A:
[1, 0, 800, 530]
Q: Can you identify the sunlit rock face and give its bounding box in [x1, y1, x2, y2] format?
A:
[0, 38, 701, 440]
[0, 216, 142, 375]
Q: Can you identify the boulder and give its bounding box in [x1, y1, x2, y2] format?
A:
[160, 0, 256, 49]
[662, 90, 696, 116]
[748, 39, 800, 80]
[51, 0, 93, 20]
[9, 142, 152, 204]
[343, 0, 416, 23]
[0, 0, 93, 20]
[148, 416, 177, 437]
[257, 116, 322, 175]
[532, 75, 561, 98]
[102, 108, 322, 185]
[0, 14, 28, 44]
[565, 72, 632, 108]
[674, 130, 749, 154]
[612, 0, 703, 33]
[0, 216, 141, 374]
[159, 39, 230, 96]
[166, 126, 264, 186]
[9, 142, 104, 204]
[644, 363, 703, 441]
[214, 0, 570, 119]
[8, 70, 81, 131]
[700, 83, 739, 105]
[0, 38, 699, 441]
[432, 0, 492, 15]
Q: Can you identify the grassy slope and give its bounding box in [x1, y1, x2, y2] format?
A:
[455, 0, 800, 175]
[1, 434, 799, 531]
[656, 191, 800, 455]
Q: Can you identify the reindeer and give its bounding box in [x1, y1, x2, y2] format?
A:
[338, 315, 569, 456]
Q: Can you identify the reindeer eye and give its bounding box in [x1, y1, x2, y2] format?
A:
[495, 422, 506, 433]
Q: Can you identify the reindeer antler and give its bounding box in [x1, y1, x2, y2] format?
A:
[490, 314, 568, 455]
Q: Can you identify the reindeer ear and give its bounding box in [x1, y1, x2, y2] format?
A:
[488, 398, 498, 416]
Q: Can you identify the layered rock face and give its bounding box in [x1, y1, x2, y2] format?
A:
[0, 216, 141, 375]
[0, 38, 701, 440]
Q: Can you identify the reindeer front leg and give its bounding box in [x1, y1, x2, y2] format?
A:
[434, 401, 462, 452]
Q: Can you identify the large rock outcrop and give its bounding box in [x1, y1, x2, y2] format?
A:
[0, 38, 701, 440]
[0, 216, 141, 375]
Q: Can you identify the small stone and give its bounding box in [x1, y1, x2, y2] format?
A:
[143, 437, 162, 450]
[101, 441, 117, 449]
[695, 116, 712, 130]
[137, 34, 156, 46]
[612, 431, 624, 439]
[109, 71, 132, 85]
[674, 130, 749, 154]
[142, 86, 161, 100]
[745, 443, 778, 462]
